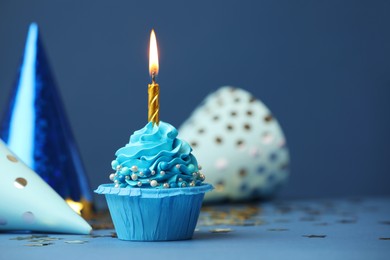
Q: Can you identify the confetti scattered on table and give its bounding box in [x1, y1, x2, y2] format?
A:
[199, 205, 263, 226]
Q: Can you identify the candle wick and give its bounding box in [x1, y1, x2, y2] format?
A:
[151, 72, 156, 84]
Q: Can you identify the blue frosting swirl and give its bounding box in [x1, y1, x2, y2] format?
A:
[110, 121, 205, 188]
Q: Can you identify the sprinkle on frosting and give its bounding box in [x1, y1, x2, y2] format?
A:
[109, 121, 205, 188]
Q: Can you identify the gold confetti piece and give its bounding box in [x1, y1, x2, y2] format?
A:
[274, 219, 291, 223]
[314, 222, 329, 226]
[11, 235, 48, 241]
[302, 235, 327, 238]
[87, 232, 117, 239]
[300, 217, 318, 222]
[64, 240, 88, 244]
[24, 243, 53, 247]
[42, 237, 63, 241]
[29, 239, 49, 243]
[267, 228, 289, 231]
[337, 219, 357, 224]
[209, 228, 233, 233]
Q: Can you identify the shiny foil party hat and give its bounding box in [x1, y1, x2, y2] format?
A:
[0, 139, 92, 234]
[0, 23, 93, 217]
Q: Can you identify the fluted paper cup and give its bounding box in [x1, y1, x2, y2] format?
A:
[179, 86, 290, 202]
[95, 183, 213, 241]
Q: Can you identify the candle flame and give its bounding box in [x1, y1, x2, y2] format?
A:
[149, 29, 159, 77]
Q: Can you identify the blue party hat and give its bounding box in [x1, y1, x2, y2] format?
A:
[0, 23, 93, 217]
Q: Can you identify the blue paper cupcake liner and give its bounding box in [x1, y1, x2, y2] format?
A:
[95, 183, 213, 241]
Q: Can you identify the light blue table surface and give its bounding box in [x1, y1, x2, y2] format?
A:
[1, 197, 389, 260]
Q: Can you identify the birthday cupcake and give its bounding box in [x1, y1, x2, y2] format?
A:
[96, 29, 212, 241]
[95, 121, 213, 241]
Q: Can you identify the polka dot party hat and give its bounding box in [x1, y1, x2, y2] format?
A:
[0, 139, 92, 234]
[179, 87, 289, 202]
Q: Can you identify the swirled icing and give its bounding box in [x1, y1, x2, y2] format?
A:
[109, 121, 205, 188]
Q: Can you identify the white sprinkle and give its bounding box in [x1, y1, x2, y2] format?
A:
[150, 180, 158, 187]
[175, 164, 181, 169]
[151, 170, 156, 175]
[131, 174, 138, 180]
[114, 184, 119, 188]
[198, 165, 202, 170]
[160, 171, 165, 176]
[131, 166, 138, 172]
[163, 183, 170, 188]
[109, 173, 115, 181]
[178, 178, 183, 182]
[139, 172, 144, 176]
[137, 181, 142, 187]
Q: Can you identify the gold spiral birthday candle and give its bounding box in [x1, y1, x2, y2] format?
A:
[148, 29, 160, 125]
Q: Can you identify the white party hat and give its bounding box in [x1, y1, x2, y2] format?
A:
[179, 87, 290, 202]
[0, 139, 92, 234]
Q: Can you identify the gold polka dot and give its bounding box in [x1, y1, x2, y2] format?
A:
[247, 110, 253, 116]
[249, 96, 256, 103]
[198, 128, 205, 134]
[7, 155, 18, 163]
[234, 97, 240, 103]
[244, 124, 251, 131]
[226, 124, 234, 131]
[228, 87, 237, 92]
[230, 111, 237, 117]
[14, 178, 28, 189]
[264, 114, 273, 122]
[191, 142, 198, 148]
[215, 180, 225, 192]
[239, 169, 247, 177]
[236, 140, 244, 146]
[281, 163, 289, 170]
[215, 137, 223, 144]
[213, 115, 219, 121]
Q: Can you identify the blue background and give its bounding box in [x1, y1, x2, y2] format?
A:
[0, 0, 389, 207]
